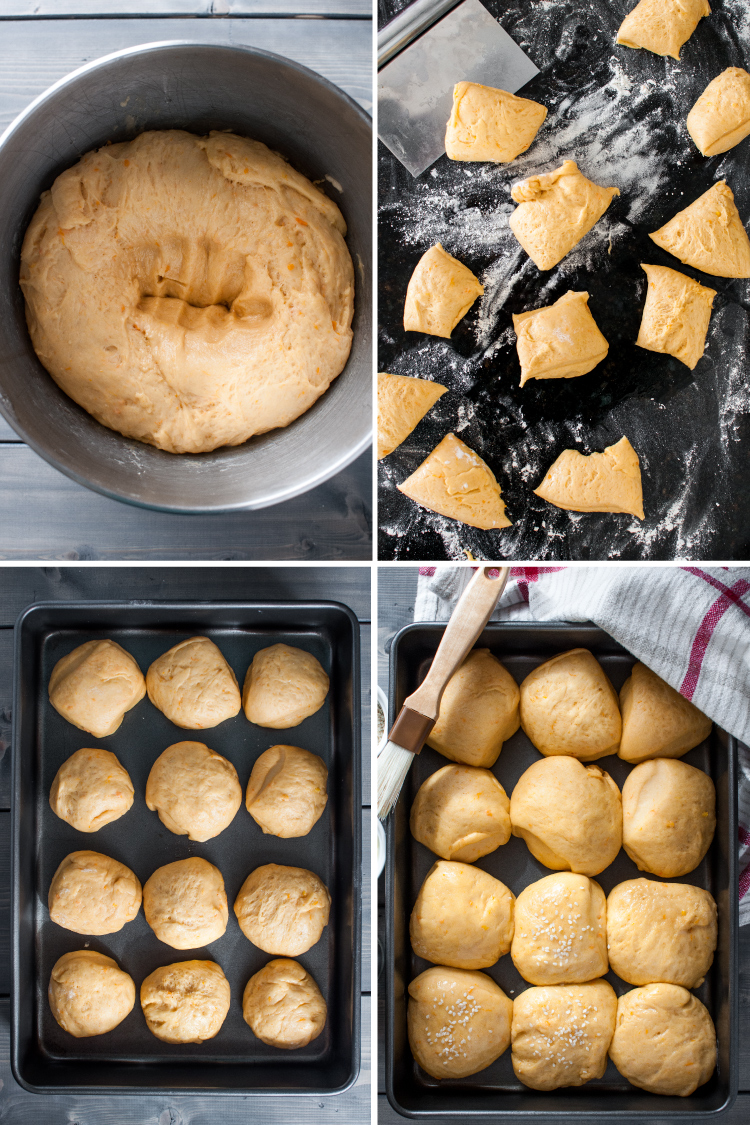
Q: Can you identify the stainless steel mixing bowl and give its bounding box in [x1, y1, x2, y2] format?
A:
[0, 41, 372, 512]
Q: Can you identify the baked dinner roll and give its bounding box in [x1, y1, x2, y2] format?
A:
[243, 959, 326, 1049]
[145, 741, 241, 842]
[245, 745, 328, 838]
[48, 850, 142, 935]
[622, 758, 715, 877]
[410, 860, 514, 970]
[49, 950, 135, 1037]
[140, 960, 230, 1044]
[619, 662, 712, 763]
[609, 984, 716, 1096]
[397, 433, 512, 530]
[20, 130, 354, 454]
[403, 244, 484, 338]
[510, 756, 622, 876]
[410, 764, 511, 862]
[617, 0, 710, 61]
[649, 180, 750, 279]
[377, 372, 446, 459]
[242, 644, 329, 728]
[606, 878, 717, 988]
[511, 980, 617, 1090]
[511, 873, 608, 985]
[234, 863, 330, 956]
[688, 67, 750, 156]
[519, 649, 621, 761]
[425, 649, 519, 768]
[408, 966, 512, 1079]
[144, 857, 228, 949]
[49, 747, 134, 832]
[445, 82, 547, 163]
[48, 639, 145, 738]
[146, 637, 240, 729]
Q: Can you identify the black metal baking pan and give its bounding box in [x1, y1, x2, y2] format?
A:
[385, 623, 738, 1117]
[11, 600, 361, 1095]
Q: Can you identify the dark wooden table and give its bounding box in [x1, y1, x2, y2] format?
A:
[0, 564, 371, 1122]
[377, 566, 750, 1122]
[0, 1, 372, 561]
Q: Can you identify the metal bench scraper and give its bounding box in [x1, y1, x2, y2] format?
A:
[378, 0, 539, 178]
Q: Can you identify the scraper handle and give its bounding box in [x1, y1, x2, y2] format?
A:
[378, 0, 463, 68]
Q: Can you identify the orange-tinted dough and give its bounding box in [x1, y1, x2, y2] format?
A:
[403, 244, 483, 337]
[617, 0, 710, 61]
[398, 433, 511, 530]
[534, 436, 644, 519]
[445, 82, 547, 163]
[377, 372, 446, 459]
[636, 264, 715, 370]
[688, 67, 750, 156]
[649, 180, 750, 278]
[513, 290, 608, 386]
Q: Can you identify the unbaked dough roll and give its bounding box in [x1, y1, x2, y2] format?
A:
[403, 244, 484, 337]
[616, 0, 710, 61]
[621, 758, 715, 877]
[141, 960, 230, 1044]
[233, 863, 330, 956]
[146, 740, 242, 841]
[245, 744, 328, 837]
[48, 851, 142, 935]
[425, 648, 519, 768]
[636, 264, 716, 370]
[410, 763, 511, 862]
[143, 857, 228, 949]
[410, 860, 514, 970]
[242, 643, 329, 729]
[397, 433, 512, 530]
[48, 639, 145, 738]
[519, 649, 621, 762]
[50, 747, 134, 832]
[534, 436, 644, 519]
[513, 291, 609, 386]
[146, 637, 240, 729]
[377, 372, 446, 459]
[649, 180, 750, 278]
[618, 661, 712, 763]
[445, 82, 547, 163]
[511, 980, 617, 1090]
[49, 950, 135, 1037]
[243, 959, 326, 1049]
[688, 67, 750, 156]
[511, 873, 608, 986]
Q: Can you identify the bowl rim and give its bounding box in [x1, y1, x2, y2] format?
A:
[0, 39, 373, 514]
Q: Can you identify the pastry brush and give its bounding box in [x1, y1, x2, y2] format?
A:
[377, 565, 509, 818]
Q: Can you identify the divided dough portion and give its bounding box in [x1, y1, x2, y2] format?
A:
[145, 740, 242, 842]
[649, 180, 750, 278]
[143, 857, 228, 949]
[48, 850, 142, 935]
[48, 639, 145, 738]
[619, 661, 712, 763]
[534, 435, 644, 519]
[242, 643, 329, 729]
[243, 958, 326, 1049]
[509, 160, 619, 271]
[636, 264, 716, 370]
[513, 290, 609, 386]
[688, 66, 750, 156]
[377, 372, 446, 459]
[425, 648, 520, 768]
[398, 432, 511, 530]
[146, 636, 240, 729]
[445, 82, 547, 163]
[408, 967, 513, 1079]
[49, 950, 135, 1037]
[616, 0, 710, 61]
[622, 758, 715, 877]
[245, 744, 328, 838]
[410, 860, 515, 970]
[403, 244, 484, 337]
[512, 872, 608, 986]
[519, 648, 621, 761]
[141, 960, 230, 1044]
[233, 863, 330, 956]
[410, 763, 511, 862]
[50, 747, 134, 832]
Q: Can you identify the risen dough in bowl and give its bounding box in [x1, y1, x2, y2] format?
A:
[144, 857, 228, 949]
[20, 129, 354, 454]
[242, 643, 329, 728]
[145, 740, 242, 841]
[234, 863, 330, 955]
[48, 639, 145, 737]
[243, 958, 326, 1049]
[621, 758, 715, 877]
[146, 637, 240, 729]
[140, 960, 230, 1043]
[49, 950, 135, 1037]
[425, 648, 519, 767]
[410, 763, 511, 862]
[49, 747, 134, 832]
[519, 649, 621, 761]
[245, 745, 328, 837]
[410, 860, 514, 969]
[48, 850, 142, 935]
[511, 980, 617, 1090]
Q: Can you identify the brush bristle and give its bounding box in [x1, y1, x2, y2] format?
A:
[377, 740, 415, 819]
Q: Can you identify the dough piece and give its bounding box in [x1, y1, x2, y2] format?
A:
[426, 648, 520, 768]
[410, 764, 511, 862]
[20, 130, 354, 454]
[377, 372, 446, 459]
[408, 967, 512, 1079]
[234, 863, 330, 956]
[48, 639, 145, 738]
[144, 857, 228, 949]
[606, 878, 717, 988]
[403, 244, 484, 337]
[519, 649, 621, 761]
[509, 161, 619, 271]
[511, 980, 617, 1090]
[245, 745, 328, 837]
[534, 436, 645, 519]
[398, 433, 511, 530]
[622, 758, 715, 877]
[242, 643, 329, 728]
[410, 860, 514, 970]
[617, 0, 711, 61]
[609, 984, 716, 1096]
[649, 180, 750, 278]
[619, 661, 712, 763]
[141, 960, 230, 1044]
[49, 950, 135, 1038]
[243, 958, 326, 1049]
[636, 264, 715, 370]
[48, 850, 142, 935]
[513, 290, 609, 386]
[146, 637, 240, 729]
[49, 747, 134, 832]
[511, 873, 608, 985]
[688, 67, 750, 156]
[510, 756, 622, 876]
[145, 740, 241, 841]
[445, 82, 547, 163]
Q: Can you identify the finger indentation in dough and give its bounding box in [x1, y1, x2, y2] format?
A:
[513, 291, 609, 385]
[398, 432, 511, 530]
[403, 244, 484, 337]
[445, 82, 547, 164]
[534, 436, 644, 519]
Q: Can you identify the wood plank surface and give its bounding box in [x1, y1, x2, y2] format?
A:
[0, 1, 372, 15]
